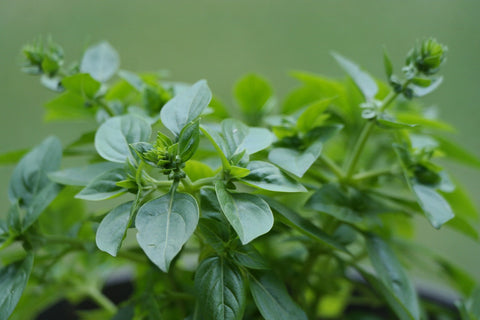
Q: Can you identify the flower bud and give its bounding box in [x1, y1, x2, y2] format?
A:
[406, 38, 447, 75]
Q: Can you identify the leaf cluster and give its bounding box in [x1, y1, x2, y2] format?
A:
[0, 37, 479, 320]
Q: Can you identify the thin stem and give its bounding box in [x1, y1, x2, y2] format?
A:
[344, 91, 399, 179]
[191, 176, 218, 190]
[351, 167, 395, 181]
[318, 154, 345, 179]
[86, 286, 118, 315]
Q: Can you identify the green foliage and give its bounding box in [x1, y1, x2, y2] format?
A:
[0, 37, 478, 320]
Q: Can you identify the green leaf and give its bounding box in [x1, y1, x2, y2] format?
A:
[234, 74, 273, 116]
[118, 69, 145, 91]
[0, 253, 34, 320]
[268, 140, 323, 178]
[249, 272, 307, 320]
[194, 256, 246, 320]
[412, 183, 454, 229]
[263, 196, 348, 252]
[228, 166, 250, 179]
[411, 77, 432, 87]
[96, 201, 133, 256]
[435, 136, 480, 168]
[215, 181, 273, 245]
[296, 98, 335, 132]
[198, 218, 229, 253]
[184, 160, 215, 182]
[366, 236, 420, 320]
[49, 162, 124, 186]
[305, 184, 380, 224]
[75, 168, 127, 201]
[383, 47, 393, 78]
[80, 41, 120, 82]
[410, 76, 443, 97]
[395, 113, 454, 132]
[232, 244, 269, 270]
[66, 130, 96, 149]
[221, 119, 274, 160]
[376, 114, 418, 129]
[435, 257, 476, 296]
[160, 80, 212, 136]
[136, 192, 199, 272]
[61, 73, 101, 99]
[332, 52, 378, 100]
[22, 182, 62, 231]
[359, 270, 418, 320]
[178, 120, 200, 162]
[95, 115, 152, 163]
[8, 136, 62, 206]
[0, 148, 29, 166]
[44, 91, 95, 121]
[240, 161, 306, 193]
[7, 201, 21, 235]
[463, 287, 480, 319]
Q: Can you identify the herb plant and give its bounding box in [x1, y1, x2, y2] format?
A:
[0, 37, 479, 320]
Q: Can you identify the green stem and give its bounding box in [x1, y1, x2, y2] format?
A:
[318, 154, 345, 179]
[344, 91, 399, 179]
[351, 167, 396, 181]
[86, 286, 118, 315]
[191, 176, 218, 190]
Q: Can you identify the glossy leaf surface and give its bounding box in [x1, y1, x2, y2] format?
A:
[249, 273, 307, 320]
[195, 256, 246, 320]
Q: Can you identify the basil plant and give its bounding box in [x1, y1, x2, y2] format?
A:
[0, 37, 479, 320]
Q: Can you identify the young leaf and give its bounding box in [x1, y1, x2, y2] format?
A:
[221, 119, 274, 159]
[8, 136, 62, 206]
[263, 196, 348, 252]
[240, 161, 306, 193]
[249, 272, 307, 320]
[0, 148, 29, 166]
[296, 98, 335, 133]
[410, 76, 443, 97]
[49, 162, 124, 186]
[96, 201, 133, 256]
[95, 115, 152, 163]
[61, 73, 101, 99]
[80, 41, 120, 82]
[215, 181, 273, 245]
[0, 253, 34, 320]
[412, 183, 454, 229]
[194, 256, 246, 320]
[376, 114, 418, 129]
[75, 168, 127, 201]
[234, 73, 273, 116]
[332, 52, 378, 100]
[366, 236, 420, 320]
[136, 192, 199, 272]
[178, 120, 200, 162]
[383, 47, 393, 78]
[160, 80, 212, 137]
[268, 140, 323, 178]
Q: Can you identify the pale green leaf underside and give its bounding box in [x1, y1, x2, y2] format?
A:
[136, 192, 199, 272]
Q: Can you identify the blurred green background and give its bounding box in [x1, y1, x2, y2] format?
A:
[0, 0, 478, 282]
